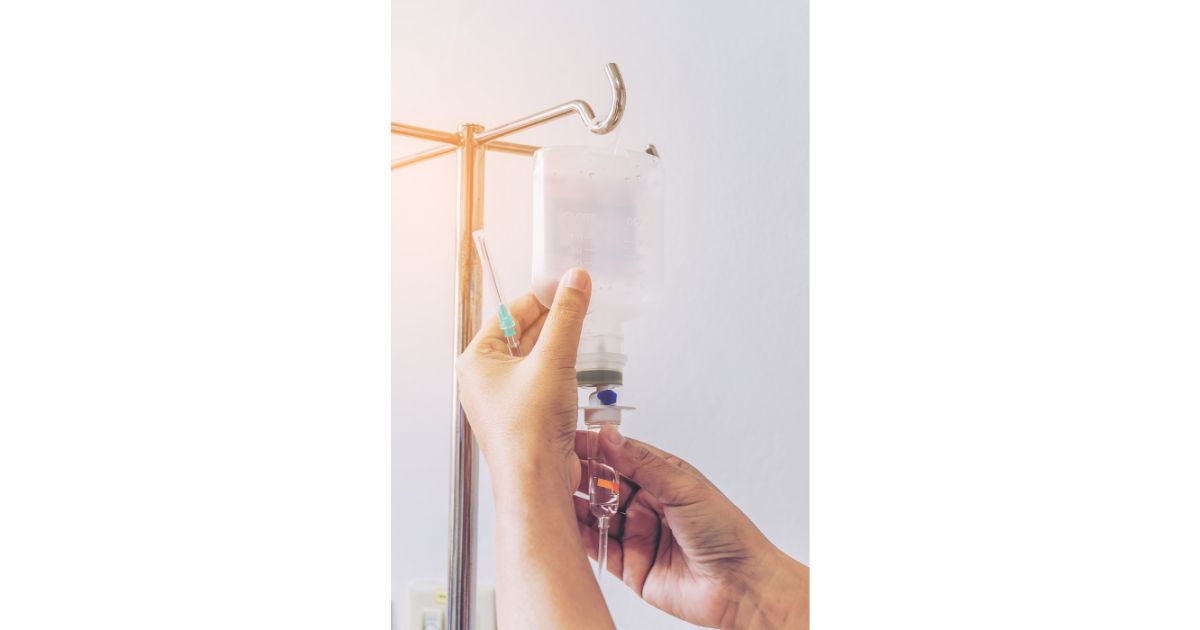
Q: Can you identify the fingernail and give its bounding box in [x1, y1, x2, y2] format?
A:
[601, 426, 623, 447]
[561, 267, 590, 292]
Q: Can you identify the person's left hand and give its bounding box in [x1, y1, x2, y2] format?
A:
[455, 268, 593, 494]
[568, 428, 809, 629]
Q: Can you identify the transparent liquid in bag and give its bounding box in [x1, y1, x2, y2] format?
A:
[532, 146, 664, 384]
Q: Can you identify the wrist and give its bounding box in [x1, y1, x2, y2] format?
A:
[725, 547, 809, 630]
[488, 449, 575, 499]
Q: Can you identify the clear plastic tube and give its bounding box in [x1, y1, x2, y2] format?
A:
[586, 424, 620, 585]
[596, 516, 609, 581]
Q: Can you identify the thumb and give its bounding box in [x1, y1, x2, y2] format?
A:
[532, 268, 591, 367]
[598, 427, 701, 505]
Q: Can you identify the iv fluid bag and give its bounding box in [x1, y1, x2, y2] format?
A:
[532, 146, 663, 384]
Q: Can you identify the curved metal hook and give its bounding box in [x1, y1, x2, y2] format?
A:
[589, 63, 625, 134]
[475, 63, 628, 144]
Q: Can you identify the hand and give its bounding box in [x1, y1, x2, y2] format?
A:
[456, 268, 592, 495]
[459, 269, 617, 630]
[574, 428, 809, 629]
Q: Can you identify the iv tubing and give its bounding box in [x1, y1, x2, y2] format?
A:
[597, 516, 609, 582]
[586, 423, 618, 588]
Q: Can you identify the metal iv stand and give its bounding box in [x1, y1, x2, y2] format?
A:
[391, 63, 628, 630]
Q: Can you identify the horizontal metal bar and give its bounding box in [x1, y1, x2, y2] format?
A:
[391, 143, 456, 169]
[487, 140, 539, 156]
[475, 104, 585, 145]
[391, 123, 460, 145]
[391, 139, 538, 170]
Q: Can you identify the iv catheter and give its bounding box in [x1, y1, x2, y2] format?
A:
[471, 230, 519, 356]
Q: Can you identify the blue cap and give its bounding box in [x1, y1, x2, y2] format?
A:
[597, 389, 618, 405]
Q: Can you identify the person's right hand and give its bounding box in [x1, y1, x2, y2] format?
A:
[574, 428, 809, 630]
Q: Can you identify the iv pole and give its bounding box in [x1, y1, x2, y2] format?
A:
[391, 63, 627, 630]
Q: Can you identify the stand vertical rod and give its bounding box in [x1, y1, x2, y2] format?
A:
[448, 123, 485, 630]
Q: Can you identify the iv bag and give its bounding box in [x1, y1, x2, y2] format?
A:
[532, 146, 663, 385]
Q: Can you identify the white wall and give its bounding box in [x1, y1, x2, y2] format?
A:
[393, 2, 808, 627]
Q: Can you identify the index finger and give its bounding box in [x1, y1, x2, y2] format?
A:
[471, 292, 548, 351]
[574, 429, 641, 503]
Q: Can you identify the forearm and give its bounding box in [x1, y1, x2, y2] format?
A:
[492, 457, 614, 630]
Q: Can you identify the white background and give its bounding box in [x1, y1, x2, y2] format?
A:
[392, 2, 807, 628]
[0, 1, 390, 628]
[2, 1, 1199, 629]
[812, 1, 1200, 627]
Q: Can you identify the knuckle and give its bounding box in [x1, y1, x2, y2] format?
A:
[661, 452, 698, 475]
[539, 353, 577, 372]
[552, 295, 586, 318]
[627, 441, 657, 467]
[466, 339, 506, 359]
[540, 355, 578, 373]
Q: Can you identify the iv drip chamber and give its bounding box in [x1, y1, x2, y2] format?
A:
[531, 146, 664, 387]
